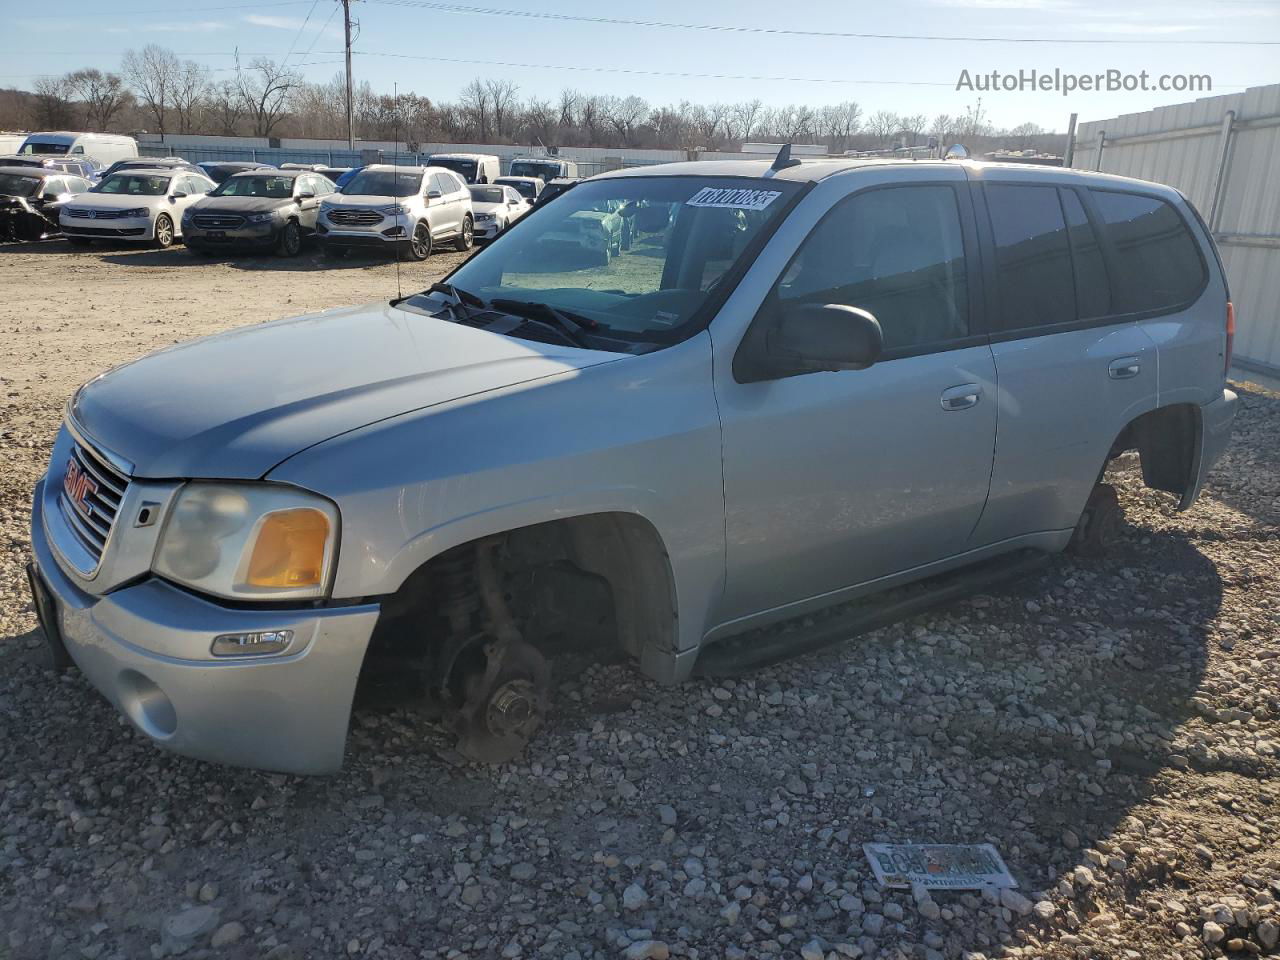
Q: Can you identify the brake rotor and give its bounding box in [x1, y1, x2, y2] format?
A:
[445, 636, 551, 764]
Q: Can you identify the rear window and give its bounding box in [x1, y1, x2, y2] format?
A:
[1089, 190, 1206, 314]
[987, 184, 1076, 330]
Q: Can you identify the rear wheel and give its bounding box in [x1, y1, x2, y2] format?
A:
[152, 214, 174, 249]
[454, 216, 474, 251]
[275, 220, 302, 257]
[408, 221, 432, 260]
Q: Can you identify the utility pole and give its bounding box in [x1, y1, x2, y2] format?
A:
[342, 0, 355, 150]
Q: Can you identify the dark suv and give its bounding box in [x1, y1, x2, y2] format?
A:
[182, 169, 337, 257]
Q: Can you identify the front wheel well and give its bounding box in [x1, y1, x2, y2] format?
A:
[360, 513, 678, 699]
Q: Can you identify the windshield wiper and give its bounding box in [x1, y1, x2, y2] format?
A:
[394, 281, 487, 312]
[489, 298, 605, 349]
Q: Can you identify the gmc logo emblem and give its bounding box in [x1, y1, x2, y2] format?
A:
[63, 458, 98, 515]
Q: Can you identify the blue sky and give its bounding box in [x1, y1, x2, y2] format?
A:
[7, 0, 1278, 132]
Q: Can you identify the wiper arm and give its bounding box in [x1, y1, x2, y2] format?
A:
[490, 298, 602, 348]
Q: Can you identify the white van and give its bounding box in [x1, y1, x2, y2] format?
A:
[19, 132, 138, 166]
[425, 153, 500, 184]
[508, 156, 579, 182]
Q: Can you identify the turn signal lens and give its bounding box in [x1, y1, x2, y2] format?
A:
[244, 508, 330, 588]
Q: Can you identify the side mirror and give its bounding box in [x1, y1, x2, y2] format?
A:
[296, 192, 315, 201]
[40, 193, 59, 203]
[766, 303, 883, 377]
[171, 191, 187, 199]
[426, 189, 442, 200]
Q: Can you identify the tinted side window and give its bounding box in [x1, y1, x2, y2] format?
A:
[1060, 188, 1111, 319]
[773, 185, 970, 352]
[987, 184, 1075, 330]
[1090, 190, 1206, 313]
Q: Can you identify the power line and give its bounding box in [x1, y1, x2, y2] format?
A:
[367, 0, 1280, 45]
[301, 4, 341, 60]
[21, 0, 312, 16]
[281, 0, 323, 66]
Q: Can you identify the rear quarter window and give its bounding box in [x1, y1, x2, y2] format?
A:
[1089, 189, 1207, 314]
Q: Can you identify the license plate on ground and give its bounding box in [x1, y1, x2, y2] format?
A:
[864, 843, 1017, 890]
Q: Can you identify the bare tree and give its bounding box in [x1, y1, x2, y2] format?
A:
[556, 88, 579, 139]
[65, 69, 131, 132]
[459, 78, 490, 140]
[236, 57, 301, 137]
[207, 79, 245, 136]
[898, 113, 927, 143]
[1008, 121, 1046, 149]
[172, 60, 209, 134]
[955, 99, 991, 138]
[123, 44, 180, 136]
[609, 95, 649, 146]
[524, 97, 555, 146]
[929, 113, 954, 145]
[698, 102, 730, 148]
[579, 95, 606, 145]
[30, 75, 74, 129]
[866, 110, 899, 144]
[730, 99, 763, 142]
[484, 79, 520, 140]
[821, 101, 862, 152]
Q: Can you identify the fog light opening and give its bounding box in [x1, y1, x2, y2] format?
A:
[118, 669, 177, 739]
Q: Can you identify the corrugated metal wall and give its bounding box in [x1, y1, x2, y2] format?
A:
[1073, 84, 1280, 373]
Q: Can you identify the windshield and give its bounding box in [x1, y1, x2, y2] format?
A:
[342, 170, 421, 197]
[92, 173, 170, 196]
[0, 174, 40, 197]
[499, 179, 537, 199]
[441, 176, 800, 341]
[213, 175, 294, 198]
[470, 186, 505, 204]
[21, 142, 69, 155]
[510, 161, 557, 180]
[430, 158, 478, 181]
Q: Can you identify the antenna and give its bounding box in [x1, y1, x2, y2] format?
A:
[392, 81, 402, 300]
[770, 143, 801, 171]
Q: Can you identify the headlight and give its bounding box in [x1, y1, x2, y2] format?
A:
[376, 203, 411, 216]
[248, 212, 276, 224]
[475, 213, 494, 222]
[123, 207, 149, 218]
[153, 483, 339, 601]
[181, 209, 193, 221]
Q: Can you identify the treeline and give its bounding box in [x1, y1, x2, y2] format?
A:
[4, 45, 1065, 155]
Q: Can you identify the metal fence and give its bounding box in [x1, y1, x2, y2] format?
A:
[141, 144, 634, 178]
[1073, 83, 1280, 374]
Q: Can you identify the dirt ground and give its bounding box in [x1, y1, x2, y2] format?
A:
[1, 240, 1278, 960]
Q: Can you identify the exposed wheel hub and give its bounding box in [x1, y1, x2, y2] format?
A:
[441, 635, 550, 763]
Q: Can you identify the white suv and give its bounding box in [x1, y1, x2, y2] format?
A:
[316, 164, 473, 259]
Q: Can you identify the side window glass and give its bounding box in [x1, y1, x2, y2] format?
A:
[1060, 189, 1111, 319]
[1089, 189, 1206, 313]
[774, 185, 970, 352]
[987, 184, 1075, 330]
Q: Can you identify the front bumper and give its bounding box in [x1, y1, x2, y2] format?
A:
[184, 220, 278, 247]
[61, 213, 152, 240]
[30, 478, 379, 774]
[474, 219, 501, 240]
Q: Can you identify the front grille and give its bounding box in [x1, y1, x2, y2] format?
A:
[327, 208, 383, 226]
[58, 440, 129, 566]
[193, 213, 246, 229]
[66, 208, 130, 220]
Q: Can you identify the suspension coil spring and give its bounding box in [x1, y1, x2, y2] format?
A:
[437, 543, 480, 634]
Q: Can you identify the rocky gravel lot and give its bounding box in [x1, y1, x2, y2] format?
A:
[1, 243, 1278, 960]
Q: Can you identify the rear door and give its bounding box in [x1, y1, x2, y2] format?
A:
[715, 174, 998, 623]
[968, 172, 1159, 545]
[428, 173, 459, 238]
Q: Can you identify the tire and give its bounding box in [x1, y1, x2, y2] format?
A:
[1068, 483, 1122, 558]
[321, 243, 347, 260]
[408, 221, 431, 260]
[152, 214, 174, 249]
[275, 220, 302, 257]
[67, 236, 92, 247]
[453, 215, 474, 251]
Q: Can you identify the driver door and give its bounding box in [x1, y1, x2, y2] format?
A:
[714, 180, 997, 623]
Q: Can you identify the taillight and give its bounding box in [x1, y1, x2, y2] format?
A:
[1224, 301, 1235, 377]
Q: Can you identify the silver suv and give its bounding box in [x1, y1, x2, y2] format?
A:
[316, 164, 473, 259]
[28, 157, 1237, 773]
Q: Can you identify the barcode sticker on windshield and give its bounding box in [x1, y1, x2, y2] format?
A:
[686, 187, 782, 211]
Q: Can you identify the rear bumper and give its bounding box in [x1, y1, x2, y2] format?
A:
[30, 478, 379, 774]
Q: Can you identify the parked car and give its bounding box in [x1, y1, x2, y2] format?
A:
[0, 155, 100, 179]
[60, 168, 215, 248]
[0, 166, 93, 241]
[425, 152, 500, 184]
[537, 198, 627, 264]
[98, 157, 204, 179]
[533, 176, 581, 207]
[316, 164, 473, 260]
[279, 162, 330, 172]
[17, 131, 138, 166]
[508, 156, 578, 182]
[315, 166, 351, 185]
[27, 158, 1237, 774]
[469, 183, 531, 241]
[494, 175, 543, 203]
[196, 161, 278, 184]
[183, 169, 336, 257]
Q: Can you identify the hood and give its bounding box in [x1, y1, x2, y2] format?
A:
[67, 192, 166, 211]
[70, 302, 621, 480]
[323, 194, 405, 209]
[191, 194, 295, 214]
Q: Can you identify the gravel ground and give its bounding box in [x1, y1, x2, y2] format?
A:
[1, 242, 1278, 960]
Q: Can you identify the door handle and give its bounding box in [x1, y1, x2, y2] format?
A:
[940, 383, 981, 411]
[1108, 357, 1141, 380]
